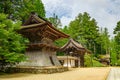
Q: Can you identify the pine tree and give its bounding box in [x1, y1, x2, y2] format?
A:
[0, 13, 28, 71]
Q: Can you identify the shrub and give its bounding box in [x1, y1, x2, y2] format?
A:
[117, 59, 120, 66]
[84, 54, 105, 67]
[92, 60, 105, 67]
[84, 54, 92, 67]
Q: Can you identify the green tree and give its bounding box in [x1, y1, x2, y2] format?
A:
[0, 0, 16, 18]
[113, 21, 120, 65]
[99, 28, 110, 54]
[68, 12, 99, 54]
[0, 13, 28, 71]
[14, 0, 46, 22]
[48, 13, 62, 28]
[0, 0, 46, 22]
[110, 39, 117, 66]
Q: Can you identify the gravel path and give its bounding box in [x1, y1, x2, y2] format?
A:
[0, 67, 110, 80]
[106, 68, 120, 80]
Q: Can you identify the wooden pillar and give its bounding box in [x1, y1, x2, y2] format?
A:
[80, 54, 84, 67]
[75, 60, 78, 67]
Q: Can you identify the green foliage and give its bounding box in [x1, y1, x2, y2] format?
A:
[84, 54, 92, 67]
[99, 28, 110, 54]
[68, 12, 101, 54]
[0, 0, 15, 16]
[0, 0, 46, 22]
[0, 13, 28, 70]
[55, 38, 68, 56]
[48, 13, 62, 28]
[111, 21, 120, 66]
[114, 21, 120, 34]
[110, 39, 117, 66]
[117, 60, 120, 66]
[92, 59, 105, 67]
[84, 54, 105, 67]
[14, 0, 46, 22]
[56, 52, 65, 56]
[55, 38, 68, 47]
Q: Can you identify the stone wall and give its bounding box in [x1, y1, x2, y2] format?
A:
[8, 66, 68, 74]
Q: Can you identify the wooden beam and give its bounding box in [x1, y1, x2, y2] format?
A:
[21, 23, 46, 29]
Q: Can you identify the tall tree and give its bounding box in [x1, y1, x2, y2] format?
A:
[0, 13, 28, 71]
[48, 13, 62, 28]
[0, 0, 46, 22]
[110, 38, 117, 66]
[14, 0, 46, 22]
[68, 12, 99, 54]
[100, 27, 110, 54]
[0, 0, 16, 18]
[113, 21, 120, 65]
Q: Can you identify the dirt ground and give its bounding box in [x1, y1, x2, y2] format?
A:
[0, 67, 110, 80]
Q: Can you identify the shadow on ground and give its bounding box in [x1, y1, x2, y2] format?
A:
[0, 73, 32, 79]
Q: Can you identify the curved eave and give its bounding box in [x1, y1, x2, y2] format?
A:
[23, 14, 45, 25]
[85, 49, 92, 54]
[60, 39, 85, 52]
[46, 23, 69, 39]
[20, 23, 69, 40]
[22, 14, 69, 39]
[20, 13, 69, 40]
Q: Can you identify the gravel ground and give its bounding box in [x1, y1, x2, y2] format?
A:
[107, 68, 120, 80]
[0, 67, 110, 80]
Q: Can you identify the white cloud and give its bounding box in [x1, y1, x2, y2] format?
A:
[42, 0, 120, 37]
[60, 16, 73, 27]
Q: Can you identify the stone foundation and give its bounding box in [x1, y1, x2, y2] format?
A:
[8, 66, 68, 74]
[18, 50, 61, 67]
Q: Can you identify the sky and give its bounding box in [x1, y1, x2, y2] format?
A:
[42, 0, 120, 37]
